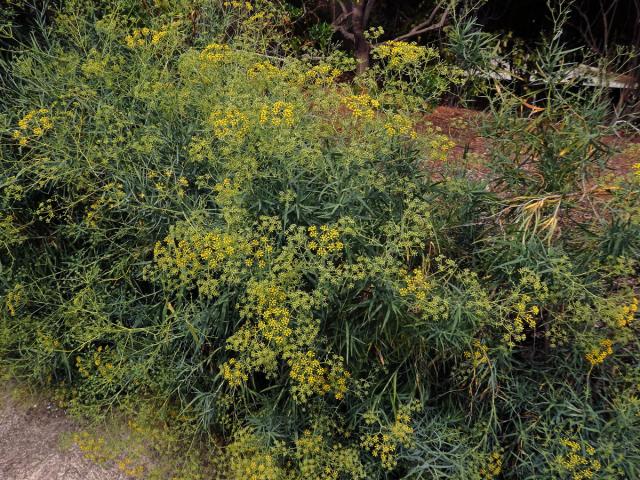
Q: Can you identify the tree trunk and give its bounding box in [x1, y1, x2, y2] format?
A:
[352, 2, 370, 74]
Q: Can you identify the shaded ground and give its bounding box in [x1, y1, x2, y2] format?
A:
[0, 384, 128, 480]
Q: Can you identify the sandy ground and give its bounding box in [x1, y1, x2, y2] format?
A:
[0, 385, 128, 480]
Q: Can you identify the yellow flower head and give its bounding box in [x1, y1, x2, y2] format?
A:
[585, 339, 613, 366]
[343, 94, 380, 120]
[373, 41, 433, 70]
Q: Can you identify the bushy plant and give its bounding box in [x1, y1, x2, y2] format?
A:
[1, 1, 638, 478]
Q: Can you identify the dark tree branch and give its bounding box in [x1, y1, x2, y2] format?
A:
[331, 7, 355, 42]
[363, 0, 377, 27]
[392, 5, 451, 42]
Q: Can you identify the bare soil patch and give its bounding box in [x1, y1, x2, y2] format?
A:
[0, 384, 128, 480]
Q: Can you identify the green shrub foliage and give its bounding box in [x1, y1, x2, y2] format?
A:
[1, 1, 639, 479]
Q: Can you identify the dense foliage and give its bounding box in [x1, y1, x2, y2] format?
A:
[1, 1, 639, 479]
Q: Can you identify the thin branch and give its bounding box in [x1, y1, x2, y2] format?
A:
[333, 23, 355, 42]
[392, 5, 451, 42]
[331, 6, 355, 42]
[336, 0, 352, 17]
[363, 0, 377, 27]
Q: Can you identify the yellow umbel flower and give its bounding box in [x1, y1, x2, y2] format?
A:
[209, 108, 249, 142]
[259, 101, 295, 127]
[616, 297, 638, 328]
[464, 340, 489, 368]
[124, 26, 169, 48]
[199, 42, 231, 63]
[480, 449, 503, 479]
[343, 94, 380, 120]
[297, 64, 342, 86]
[221, 358, 249, 387]
[556, 437, 601, 480]
[361, 402, 420, 470]
[373, 41, 434, 70]
[384, 113, 417, 139]
[585, 339, 613, 366]
[5, 283, 25, 317]
[307, 224, 343, 257]
[399, 268, 431, 301]
[13, 108, 53, 146]
[247, 61, 282, 81]
[223, 0, 253, 11]
[288, 350, 331, 402]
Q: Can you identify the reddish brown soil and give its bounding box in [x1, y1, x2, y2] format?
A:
[422, 105, 639, 178]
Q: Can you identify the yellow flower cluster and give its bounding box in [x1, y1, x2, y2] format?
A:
[259, 304, 292, 344]
[556, 438, 601, 480]
[255, 286, 293, 345]
[0, 213, 25, 247]
[373, 41, 430, 69]
[153, 223, 248, 296]
[480, 450, 503, 479]
[343, 94, 380, 120]
[222, 358, 249, 387]
[124, 27, 168, 48]
[398, 267, 450, 322]
[4, 283, 24, 317]
[295, 430, 323, 464]
[259, 101, 295, 127]
[585, 339, 613, 366]
[213, 177, 242, 206]
[298, 64, 342, 86]
[247, 61, 282, 80]
[199, 42, 231, 63]
[308, 224, 344, 257]
[503, 298, 539, 347]
[245, 236, 274, 268]
[73, 431, 110, 464]
[82, 50, 111, 79]
[85, 182, 126, 228]
[75, 355, 91, 378]
[74, 431, 145, 478]
[399, 269, 431, 301]
[75, 346, 116, 380]
[288, 350, 331, 402]
[361, 402, 420, 470]
[93, 345, 116, 379]
[116, 457, 145, 478]
[223, 274, 351, 402]
[209, 108, 249, 142]
[329, 359, 350, 401]
[624, 144, 640, 178]
[361, 432, 399, 469]
[291, 427, 366, 480]
[227, 429, 283, 480]
[37, 332, 61, 354]
[223, 0, 254, 10]
[616, 297, 638, 328]
[427, 133, 456, 162]
[288, 353, 351, 403]
[384, 113, 417, 138]
[294, 429, 366, 479]
[389, 407, 415, 445]
[12, 108, 53, 146]
[464, 339, 489, 368]
[187, 136, 213, 163]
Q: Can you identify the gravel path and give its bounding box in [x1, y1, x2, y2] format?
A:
[0, 385, 127, 480]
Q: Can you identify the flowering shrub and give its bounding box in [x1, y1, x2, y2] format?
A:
[0, 1, 639, 479]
